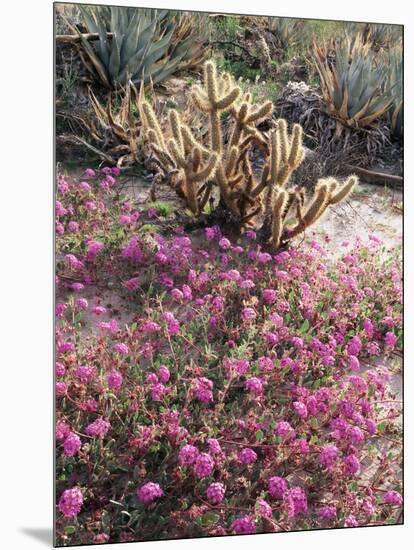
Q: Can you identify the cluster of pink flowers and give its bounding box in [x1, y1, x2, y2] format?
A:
[58, 487, 84, 518]
[194, 377, 214, 404]
[63, 432, 81, 457]
[55, 171, 402, 544]
[137, 482, 164, 504]
[268, 476, 288, 499]
[207, 482, 225, 504]
[285, 487, 308, 518]
[238, 447, 257, 465]
[85, 418, 111, 438]
[107, 370, 123, 390]
[232, 516, 256, 534]
[193, 453, 215, 478]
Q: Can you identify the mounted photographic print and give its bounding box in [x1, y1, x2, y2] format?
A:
[55, 2, 403, 546]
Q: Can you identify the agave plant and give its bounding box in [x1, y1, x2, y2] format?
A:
[266, 17, 305, 53]
[313, 33, 394, 130]
[385, 46, 403, 141]
[71, 5, 208, 89]
[62, 79, 146, 166]
[356, 22, 403, 51]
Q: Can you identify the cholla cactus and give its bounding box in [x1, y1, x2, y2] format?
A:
[261, 121, 358, 247]
[142, 60, 358, 248]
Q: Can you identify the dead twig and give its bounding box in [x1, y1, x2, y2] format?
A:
[56, 32, 114, 44]
[344, 164, 403, 188]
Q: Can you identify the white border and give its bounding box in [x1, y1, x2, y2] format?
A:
[1, 0, 412, 549]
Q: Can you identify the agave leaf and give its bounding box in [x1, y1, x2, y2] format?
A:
[391, 100, 403, 131]
[95, 11, 110, 68]
[136, 17, 158, 52]
[338, 86, 349, 120]
[88, 88, 109, 125]
[106, 97, 129, 141]
[79, 6, 99, 34]
[142, 28, 174, 69]
[150, 57, 183, 84]
[118, 39, 152, 85]
[78, 32, 111, 88]
[110, 5, 119, 35]
[108, 35, 121, 85]
[357, 98, 393, 126]
[119, 8, 141, 67]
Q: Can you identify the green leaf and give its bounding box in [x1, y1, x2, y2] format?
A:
[377, 421, 387, 433]
[349, 481, 358, 492]
[201, 512, 220, 527]
[255, 429, 264, 442]
[65, 526, 76, 535]
[300, 319, 310, 333]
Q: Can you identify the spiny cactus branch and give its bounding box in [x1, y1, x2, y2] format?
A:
[141, 60, 358, 248]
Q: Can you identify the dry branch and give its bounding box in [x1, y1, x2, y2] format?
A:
[344, 165, 403, 187]
[56, 32, 113, 44]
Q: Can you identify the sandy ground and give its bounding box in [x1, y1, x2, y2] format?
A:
[307, 183, 402, 254]
[116, 174, 403, 253]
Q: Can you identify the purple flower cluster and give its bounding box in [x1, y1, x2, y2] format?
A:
[206, 482, 225, 504]
[137, 482, 164, 504]
[231, 515, 256, 534]
[85, 418, 111, 438]
[58, 487, 83, 517]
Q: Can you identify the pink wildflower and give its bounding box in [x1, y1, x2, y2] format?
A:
[92, 305, 106, 316]
[238, 448, 257, 465]
[343, 454, 361, 475]
[76, 298, 88, 310]
[232, 516, 256, 534]
[114, 342, 129, 355]
[385, 332, 397, 349]
[207, 482, 225, 504]
[257, 499, 272, 518]
[178, 444, 199, 466]
[63, 432, 82, 457]
[218, 237, 231, 250]
[107, 370, 123, 390]
[56, 382, 67, 396]
[286, 486, 308, 518]
[158, 365, 170, 383]
[383, 490, 403, 505]
[319, 445, 339, 469]
[344, 514, 359, 527]
[193, 452, 214, 478]
[85, 418, 111, 438]
[263, 288, 276, 304]
[242, 307, 256, 322]
[137, 482, 163, 504]
[319, 505, 337, 519]
[245, 377, 264, 394]
[58, 487, 84, 518]
[268, 476, 288, 499]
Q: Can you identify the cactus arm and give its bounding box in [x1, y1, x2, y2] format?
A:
[285, 183, 330, 239]
[271, 189, 289, 248]
[191, 152, 218, 183]
[245, 101, 273, 123]
[215, 87, 241, 110]
[329, 175, 358, 204]
[288, 124, 304, 168]
[169, 110, 184, 154]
